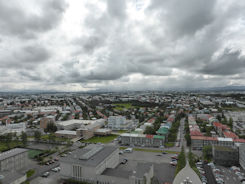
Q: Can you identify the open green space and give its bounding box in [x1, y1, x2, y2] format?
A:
[28, 149, 44, 159]
[119, 146, 180, 154]
[164, 142, 175, 147]
[81, 135, 118, 144]
[221, 107, 245, 111]
[113, 130, 128, 134]
[113, 103, 137, 111]
[26, 169, 35, 178]
[41, 134, 69, 142]
[0, 141, 23, 152]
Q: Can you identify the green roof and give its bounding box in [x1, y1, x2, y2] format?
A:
[156, 127, 169, 135]
[214, 146, 237, 152]
[154, 135, 165, 139]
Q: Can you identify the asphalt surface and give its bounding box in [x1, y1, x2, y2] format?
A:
[103, 150, 176, 184]
[204, 164, 217, 184]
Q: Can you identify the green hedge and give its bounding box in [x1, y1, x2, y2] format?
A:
[175, 146, 186, 175]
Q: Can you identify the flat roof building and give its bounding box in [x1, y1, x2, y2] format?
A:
[60, 145, 119, 183]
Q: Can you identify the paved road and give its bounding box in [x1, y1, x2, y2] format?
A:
[179, 118, 186, 148]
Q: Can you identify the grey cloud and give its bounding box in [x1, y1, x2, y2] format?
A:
[148, 0, 216, 38]
[200, 49, 245, 75]
[0, 44, 51, 69]
[0, 0, 67, 39]
[107, 0, 126, 21]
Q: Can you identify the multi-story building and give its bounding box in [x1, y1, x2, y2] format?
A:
[129, 163, 154, 184]
[120, 133, 165, 147]
[40, 115, 55, 129]
[191, 136, 234, 150]
[107, 116, 137, 130]
[0, 148, 28, 172]
[239, 144, 245, 170]
[60, 145, 119, 183]
[213, 146, 239, 166]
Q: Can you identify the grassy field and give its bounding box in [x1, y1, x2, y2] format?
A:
[81, 135, 118, 144]
[119, 147, 180, 154]
[221, 107, 245, 111]
[26, 169, 35, 178]
[0, 141, 23, 152]
[164, 142, 175, 147]
[113, 103, 136, 111]
[41, 134, 69, 142]
[28, 149, 44, 159]
[113, 130, 128, 134]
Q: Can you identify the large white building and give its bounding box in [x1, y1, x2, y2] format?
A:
[57, 119, 105, 130]
[239, 144, 245, 170]
[0, 122, 26, 135]
[107, 116, 137, 130]
[60, 145, 119, 183]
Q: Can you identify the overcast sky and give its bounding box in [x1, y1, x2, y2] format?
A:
[0, 0, 245, 92]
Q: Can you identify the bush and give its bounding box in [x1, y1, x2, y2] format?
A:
[188, 151, 200, 177]
[175, 146, 186, 175]
[26, 169, 35, 178]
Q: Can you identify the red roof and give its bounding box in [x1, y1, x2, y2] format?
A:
[223, 131, 238, 139]
[213, 122, 222, 128]
[148, 118, 155, 123]
[234, 139, 245, 143]
[191, 136, 218, 141]
[190, 130, 203, 136]
[146, 135, 154, 139]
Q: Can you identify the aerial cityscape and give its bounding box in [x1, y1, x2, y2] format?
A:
[1, 0, 245, 184]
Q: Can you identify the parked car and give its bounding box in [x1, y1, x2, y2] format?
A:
[121, 159, 128, 164]
[170, 161, 177, 166]
[42, 172, 50, 177]
[119, 151, 124, 155]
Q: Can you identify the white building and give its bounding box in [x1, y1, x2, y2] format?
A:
[108, 116, 137, 130]
[57, 119, 105, 130]
[0, 148, 28, 172]
[239, 144, 245, 170]
[60, 145, 119, 183]
[0, 122, 26, 135]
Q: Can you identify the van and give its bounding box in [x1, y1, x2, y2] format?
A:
[124, 148, 133, 153]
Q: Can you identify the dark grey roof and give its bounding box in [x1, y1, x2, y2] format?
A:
[0, 148, 28, 161]
[60, 145, 117, 167]
[1, 171, 25, 184]
[134, 163, 153, 178]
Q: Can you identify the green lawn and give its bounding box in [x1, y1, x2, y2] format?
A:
[28, 149, 44, 159]
[0, 141, 23, 152]
[41, 134, 69, 142]
[221, 107, 245, 111]
[113, 103, 137, 111]
[113, 130, 128, 134]
[81, 135, 118, 144]
[120, 147, 180, 154]
[164, 142, 175, 147]
[26, 169, 35, 178]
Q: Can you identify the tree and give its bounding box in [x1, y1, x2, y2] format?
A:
[45, 122, 57, 133]
[75, 113, 79, 119]
[34, 131, 41, 142]
[228, 118, 233, 130]
[21, 132, 28, 147]
[144, 126, 155, 134]
[203, 145, 212, 161]
[48, 133, 56, 143]
[216, 115, 221, 122]
[5, 133, 13, 149]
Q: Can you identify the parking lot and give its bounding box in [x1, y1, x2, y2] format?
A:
[103, 150, 176, 184]
[30, 171, 60, 184]
[216, 165, 243, 184]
